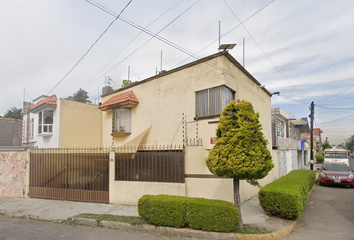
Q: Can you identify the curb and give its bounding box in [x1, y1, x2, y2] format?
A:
[67, 217, 297, 240]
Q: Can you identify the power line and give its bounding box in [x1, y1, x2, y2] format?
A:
[223, 0, 305, 99]
[83, 0, 274, 90]
[81, 0, 184, 88]
[319, 112, 354, 126]
[316, 104, 354, 111]
[82, 0, 200, 88]
[317, 80, 354, 103]
[46, 0, 133, 96]
[174, 0, 276, 67]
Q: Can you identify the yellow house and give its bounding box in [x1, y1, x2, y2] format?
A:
[24, 96, 102, 148]
[99, 51, 278, 205]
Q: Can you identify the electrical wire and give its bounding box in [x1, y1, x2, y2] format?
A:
[317, 80, 354, 103]
[82, 0, 200, 87]
[319, 112, 354, 126]
[223, 0, 305, 99]
[81, 0, 184, 88]
[174, 0, 275, 67]
[84, 0, 276, 89]
[46, 0, 133, 96]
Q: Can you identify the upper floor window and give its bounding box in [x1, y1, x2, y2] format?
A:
[196, 85, 234, 118]
[113, 108, 131, 134]
[38, 111, 53, 135]
[275, 118, 285, 138]
[29, 118, 34, 138]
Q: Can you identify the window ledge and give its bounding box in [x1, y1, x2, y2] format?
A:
[111, 132, 131, 137]
[38, 133, 53, 137]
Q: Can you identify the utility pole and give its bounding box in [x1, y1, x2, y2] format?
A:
[310, 101, 315, 170]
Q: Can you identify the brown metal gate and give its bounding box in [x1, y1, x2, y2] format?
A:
[29, 148, 109, 203]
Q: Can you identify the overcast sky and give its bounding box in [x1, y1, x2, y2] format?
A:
[1, 0, 353, 145]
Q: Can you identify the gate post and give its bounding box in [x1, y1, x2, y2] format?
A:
[109, 149, 115, 204]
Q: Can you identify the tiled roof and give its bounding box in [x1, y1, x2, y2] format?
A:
[99, 91, 139, 111]
[30, 95, 57, 111]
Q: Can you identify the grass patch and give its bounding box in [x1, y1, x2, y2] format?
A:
[235, 225, 272, 234]
[73, 214, 272, 234]
[73, 213, 144, 225]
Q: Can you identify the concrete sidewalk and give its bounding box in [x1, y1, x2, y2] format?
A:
[0, 193, 295, 239]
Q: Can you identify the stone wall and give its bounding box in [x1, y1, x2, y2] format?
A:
[0, 149, 27, 198]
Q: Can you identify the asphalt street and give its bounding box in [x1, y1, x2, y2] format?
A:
[283, 157, 354, 240]
[0, 216, 201, 240]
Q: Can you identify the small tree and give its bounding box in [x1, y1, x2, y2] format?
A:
[66, 89, 91, 103]
[345, 134, 354, 152]
[321, 142, 332, 150]
[121, 79, 132, 88]
[3, 107, 22, 120]
[206, 100, 274, 229]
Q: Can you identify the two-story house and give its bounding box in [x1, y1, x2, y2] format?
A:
[99, 51, 278, 205]
[271, 108, 308, 177]
[23, 95, 102, 148]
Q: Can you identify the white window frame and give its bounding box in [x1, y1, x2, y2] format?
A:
[38, 110, 53, 135]
[112, 108, 131, 134]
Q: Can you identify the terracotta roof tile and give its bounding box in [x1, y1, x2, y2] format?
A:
[99, 91, 139, 110]
[30, 95, 57, 111]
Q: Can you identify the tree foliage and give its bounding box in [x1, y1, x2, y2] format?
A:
[121, 79, 132, 88]
[206, 100, 274, 182]
[345, 134, 354, 152]
[3, 107, 22, 120]
[205, 100, 274, 229]
[66, 88, 91, 103]
[321, 142, 332, 150]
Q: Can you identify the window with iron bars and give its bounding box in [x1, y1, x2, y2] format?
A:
[196, 85, 234, 118]
[112, 108, 131, 134]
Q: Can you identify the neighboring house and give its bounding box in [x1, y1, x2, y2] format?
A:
[271, 108, 308, 178]
[99, 51, 278, 205]
[301, 128, 323, 152]
[23, 95, 102, 148]
[0, 118, 22, 146]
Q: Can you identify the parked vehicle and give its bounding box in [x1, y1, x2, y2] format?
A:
[323, 148, 350, 166]
[317, 162, 354, 188]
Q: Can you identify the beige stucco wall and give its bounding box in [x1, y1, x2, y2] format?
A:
[59, 100, 102, 147]
[108, 151, 185, 205]
[102, 54, 275, 205]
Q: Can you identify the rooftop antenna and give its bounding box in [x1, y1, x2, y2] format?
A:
[105, 76, 113, 87]
[243, 38, 245, 67]
[160, 50, 163, 72]
[128, 66, 130, 81]
[218, 21, 221, 52]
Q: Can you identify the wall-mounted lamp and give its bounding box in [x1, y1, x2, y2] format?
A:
[257, 85, 265, 88]
[272, 92, 280, 96]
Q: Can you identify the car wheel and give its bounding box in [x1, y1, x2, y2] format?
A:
[350, 185, 354, 188]
[319, 181, 324, 186]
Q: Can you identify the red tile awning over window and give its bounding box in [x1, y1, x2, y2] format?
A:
[30, 95, 57, 112]
[99, 91, 139, 111]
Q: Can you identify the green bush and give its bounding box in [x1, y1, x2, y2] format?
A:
[138, 195, 186, 228]
[258, 170, 316, 220]
[186, 197, 239, 232]
[138, 195, 239, 232]
[315, 152, 324, 164]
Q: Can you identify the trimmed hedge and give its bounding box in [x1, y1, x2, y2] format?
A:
[138, 195, 186, 228]
[138, 195, 239, 232]
[258, 170, 316, 220]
